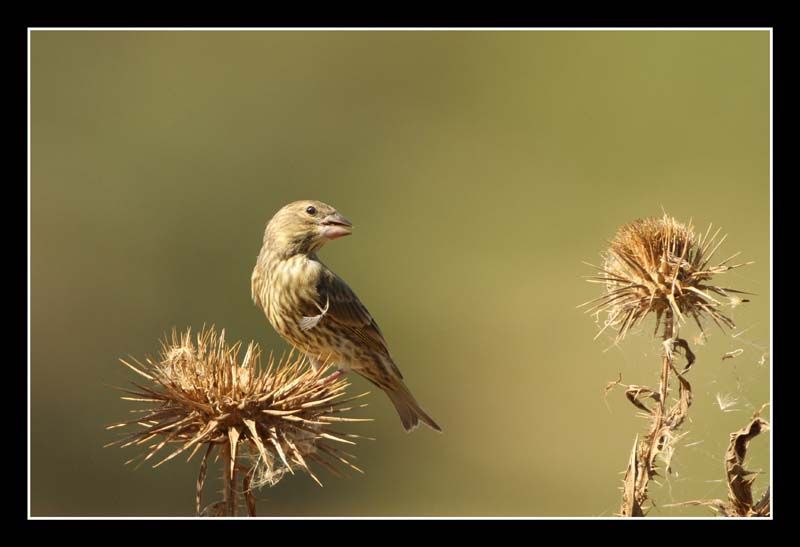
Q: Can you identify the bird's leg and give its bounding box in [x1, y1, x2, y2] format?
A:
[307, 355, 323, 372]
[328, 369, 346, 381]
[317, 368, 347, 386]
[308, 355, 332, 384]
[307, 352, 347, 384]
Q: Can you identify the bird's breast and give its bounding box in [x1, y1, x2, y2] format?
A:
[259, 256, 324, 345]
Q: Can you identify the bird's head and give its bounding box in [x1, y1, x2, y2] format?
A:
[263, 200, 353, 257]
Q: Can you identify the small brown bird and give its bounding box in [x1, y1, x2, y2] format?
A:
[251, 200, 441, 433]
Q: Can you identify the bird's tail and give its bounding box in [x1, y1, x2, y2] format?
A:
[384, 380, 442, 433]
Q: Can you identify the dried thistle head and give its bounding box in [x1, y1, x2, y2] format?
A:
[581, 214, 752, 341]
[107, 326, 371, 512]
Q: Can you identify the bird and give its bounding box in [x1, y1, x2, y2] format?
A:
[251, 200, 441, 433]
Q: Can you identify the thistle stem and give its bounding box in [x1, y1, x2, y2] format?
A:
[222, 442, 237, 517]
[622, 313, 675, 517]
[653, 316, 674, 450]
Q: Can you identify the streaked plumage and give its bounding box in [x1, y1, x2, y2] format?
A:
[251, 200, 441, 432]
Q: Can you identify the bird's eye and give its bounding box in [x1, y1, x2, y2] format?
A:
[306, 206, 317, 215]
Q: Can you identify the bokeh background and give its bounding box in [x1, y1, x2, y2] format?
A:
[31, 30, 770, 517]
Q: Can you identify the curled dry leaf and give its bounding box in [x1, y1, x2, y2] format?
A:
[725, 416, 770, 516]
[667, 412, 770, 517]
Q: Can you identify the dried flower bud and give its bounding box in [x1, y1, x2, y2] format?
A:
[582, 214, 752, 341]
[107, 326, 371, 515]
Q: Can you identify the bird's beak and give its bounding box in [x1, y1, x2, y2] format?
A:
[320, 212, 353, 240]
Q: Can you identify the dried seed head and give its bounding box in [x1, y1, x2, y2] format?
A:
[107, 326, 371, 489]
[581, 214, 752, 341]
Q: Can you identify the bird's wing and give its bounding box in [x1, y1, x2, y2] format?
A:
[315, 270, 400, 372]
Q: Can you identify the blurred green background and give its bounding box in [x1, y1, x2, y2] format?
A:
[30, 30, 770, 517]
